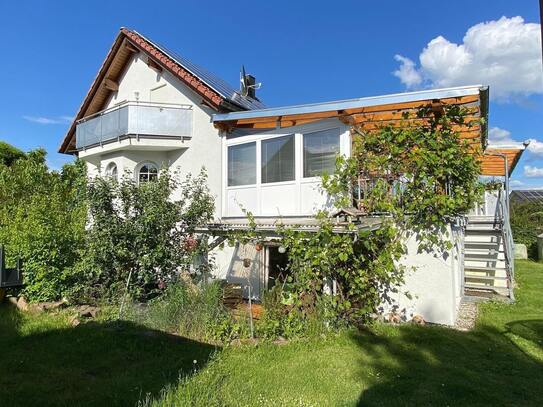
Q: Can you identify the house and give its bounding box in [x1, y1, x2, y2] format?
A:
[59, 28, 527, 326]
[510, 189, 543, 204]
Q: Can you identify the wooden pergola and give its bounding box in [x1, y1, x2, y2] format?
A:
[213, 86, 526, 178]
[480, 147, 526, 177]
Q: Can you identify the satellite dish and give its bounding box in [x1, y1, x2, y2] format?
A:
[240, 65, 248, 97]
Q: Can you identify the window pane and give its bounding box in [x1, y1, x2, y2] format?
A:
[138, 163, 159, 184]
[303, 128, 340, 178]
[261, 135, 295, 183]
[228, 142, 256, 186]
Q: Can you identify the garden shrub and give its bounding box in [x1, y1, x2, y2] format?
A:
[0, 147, 86, 301]
[257, 284, 341, 339]
[72, 168, 215, 303]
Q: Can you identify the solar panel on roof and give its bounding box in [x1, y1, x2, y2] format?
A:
[134, 31, 266, 111]
[510, 190, 543, 203]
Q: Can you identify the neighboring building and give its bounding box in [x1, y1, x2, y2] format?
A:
[510, 190, 543, 204]
[60, 28, 527, 326]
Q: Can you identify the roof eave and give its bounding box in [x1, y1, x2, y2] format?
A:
[212, 85, 487, 123]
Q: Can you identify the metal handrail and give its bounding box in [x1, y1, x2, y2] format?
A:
[75, 100, 194, 150]
[495, 188, 515, 300]
[76, 100, 192, 124]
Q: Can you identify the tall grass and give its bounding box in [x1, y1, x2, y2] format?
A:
[123, 280, 241, 342]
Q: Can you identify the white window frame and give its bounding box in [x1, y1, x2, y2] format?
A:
[301, 127, 342, 180]
[261, 133, 296, 184]
[222, 120, 350, 218]
[226, 141, 258, 188]
[104, 162, 118, 181]
[136, 161, 159, 184]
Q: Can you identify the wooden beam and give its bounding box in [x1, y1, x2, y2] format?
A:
[147, 58, 162, 72]
[124, 41, 138, 53]
[103, 78, 119, 91]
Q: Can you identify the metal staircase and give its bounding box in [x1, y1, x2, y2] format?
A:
[464, 189, 515, 301]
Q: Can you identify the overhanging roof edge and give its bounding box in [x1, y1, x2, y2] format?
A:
[213, 85, 486, 122]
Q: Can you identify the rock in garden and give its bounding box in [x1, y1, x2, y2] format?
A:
[16, 297, 29, 312]
[69, 316, 81, 327]
[514, 243, 527, 260]
[387, 313, 402, 324]
[77, 305, 100, 318]
[412, 315, 426, 325]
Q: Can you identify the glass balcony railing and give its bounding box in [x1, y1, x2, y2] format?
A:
[75, 101, 193, 150]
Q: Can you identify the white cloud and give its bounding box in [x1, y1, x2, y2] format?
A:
[394, 16, 543, 100]
[510, 179, 524, 187]
[23, 116, 72, 125]
[524, 165, 543, 177]
[488, 127, 515, 145]
[393, 55, 422, 88]
[527, 139, 543, 156]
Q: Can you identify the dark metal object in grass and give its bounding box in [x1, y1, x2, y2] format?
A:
[0, 245, 23, 289]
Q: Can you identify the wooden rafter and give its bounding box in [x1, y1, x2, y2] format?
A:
[103, 78, 119, 91]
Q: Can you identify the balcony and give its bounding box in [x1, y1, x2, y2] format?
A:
[75, 101, 193, 151]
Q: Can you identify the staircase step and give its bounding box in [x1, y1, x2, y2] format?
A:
[464, 241, 501, 246]
[465, 228, 502, 233]
[464, 283, 510, 292]
[464, 256, 505, 267]
[467, 220, 501, 226]
[464, 265, 507, 272]
[465, 275, 509, 281]
[463, 289, 512, 303]
[464, 246, 503, 251]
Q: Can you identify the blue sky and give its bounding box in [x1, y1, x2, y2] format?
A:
[0, 1, 541, 188]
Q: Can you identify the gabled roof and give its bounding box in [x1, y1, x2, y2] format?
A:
[137, 30, 265, 111]
[59, 28, 264, 154]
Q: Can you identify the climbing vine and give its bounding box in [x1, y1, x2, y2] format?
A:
[229, 105, 484, 324]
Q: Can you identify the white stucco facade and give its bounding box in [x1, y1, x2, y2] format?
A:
[382, 225, 464, 326]
[79, 53, 224, 218]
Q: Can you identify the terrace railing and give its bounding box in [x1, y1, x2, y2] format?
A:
[75, 101, 193, 150]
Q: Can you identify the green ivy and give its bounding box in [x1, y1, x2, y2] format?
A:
[229, 106, 484, 326]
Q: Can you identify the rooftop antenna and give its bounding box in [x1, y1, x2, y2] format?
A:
[240, 65, 261, 98]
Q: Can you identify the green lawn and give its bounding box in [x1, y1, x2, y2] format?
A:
[0, 309, 217, 406]
[1, 260, 542, 406]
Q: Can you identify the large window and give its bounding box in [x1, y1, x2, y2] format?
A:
[228, 142, 256, 186]
[138, 162, 158, 183]
[261, 135, 295, 183]
[303, 128, 340, 178]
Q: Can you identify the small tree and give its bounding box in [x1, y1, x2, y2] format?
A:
[74, 168, 215, 302]
[0, 148, 87, 301]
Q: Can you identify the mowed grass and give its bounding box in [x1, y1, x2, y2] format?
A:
[0, 309, 217, 406]
[146, 260, 543, 407]
[1, 260, 542, 406]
